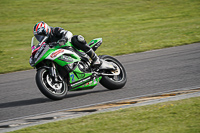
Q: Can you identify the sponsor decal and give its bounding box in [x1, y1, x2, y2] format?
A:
[59, 55, 73, 62]
[50, 49, 64, 58]
[74, 72, 85, 79]
[71, 77, 91, 87]
[86, 81, 93, 86]
[84, 78, 98, 86]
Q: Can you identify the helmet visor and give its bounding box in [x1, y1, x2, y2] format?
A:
[35, 35, 46, 42]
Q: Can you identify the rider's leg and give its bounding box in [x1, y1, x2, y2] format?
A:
[85, 48, 101, 67]
[71, 35, 102, 67]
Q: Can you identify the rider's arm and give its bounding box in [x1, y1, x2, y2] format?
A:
[65, 30, 73, 42]
[54, 27, 73, 42]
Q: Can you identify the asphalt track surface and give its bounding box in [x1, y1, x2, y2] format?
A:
[1, 43, 200, 122]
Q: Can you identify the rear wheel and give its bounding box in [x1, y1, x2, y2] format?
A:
[99, 55, 127, 90]
[36, 68, 68, 100]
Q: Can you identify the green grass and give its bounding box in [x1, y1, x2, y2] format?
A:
[9, 96, 200, 133]
[0, 0, 200, 73]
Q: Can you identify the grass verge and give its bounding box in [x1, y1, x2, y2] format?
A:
[0, 0, 200, 73]
[9, 96, 200, 133]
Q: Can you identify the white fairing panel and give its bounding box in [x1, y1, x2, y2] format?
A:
[46, 49, 80, 60]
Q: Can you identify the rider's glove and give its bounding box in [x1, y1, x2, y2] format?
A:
[58, 38, 67, 46]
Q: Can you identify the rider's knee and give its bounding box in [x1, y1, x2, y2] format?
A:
[71, 35, 90, 52]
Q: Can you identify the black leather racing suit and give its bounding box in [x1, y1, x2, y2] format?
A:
[45, 27, 71, 43]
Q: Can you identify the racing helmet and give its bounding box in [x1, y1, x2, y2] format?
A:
[33, 21, 51, 42]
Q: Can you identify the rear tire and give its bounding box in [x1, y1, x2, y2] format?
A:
[99, 55, 127, 90]
[36, 68, 68, 100]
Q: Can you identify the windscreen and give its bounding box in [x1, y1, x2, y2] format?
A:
[31, 37, 39, 51]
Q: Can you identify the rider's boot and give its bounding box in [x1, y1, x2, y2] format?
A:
[86, 48, 116, 70]
[86, 49, 102, 68]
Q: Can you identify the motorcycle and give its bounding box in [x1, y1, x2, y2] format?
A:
[29, 36, 127, 100]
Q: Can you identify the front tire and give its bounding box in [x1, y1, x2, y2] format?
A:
[99, 55, 127, 90]
[36, 68, 68, 100]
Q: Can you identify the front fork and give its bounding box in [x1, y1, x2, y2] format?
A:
[49, 62, 62, 83]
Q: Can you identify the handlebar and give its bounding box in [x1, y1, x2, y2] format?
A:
[49, 42, 58, 47]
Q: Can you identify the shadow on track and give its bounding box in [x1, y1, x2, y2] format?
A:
[0, 98, 52, 109]
[0, 89, 109, 109]
[66, 89, 109, 98]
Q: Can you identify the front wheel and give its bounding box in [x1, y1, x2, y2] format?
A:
[35, 68, 68, 100]
[99, 55, 127, 90]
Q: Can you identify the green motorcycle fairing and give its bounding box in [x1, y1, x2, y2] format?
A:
[32, 38, 103, 91]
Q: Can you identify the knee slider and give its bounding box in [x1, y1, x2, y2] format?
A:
[77, 35, 86, 44]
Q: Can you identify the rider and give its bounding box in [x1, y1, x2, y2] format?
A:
[33, 21, 101, 67]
